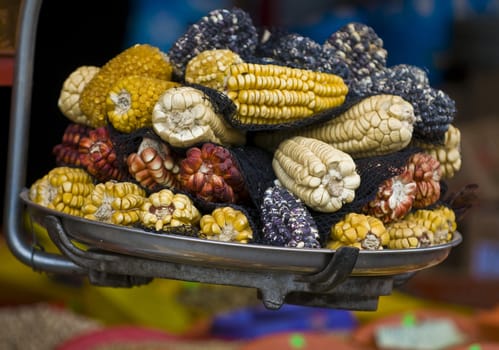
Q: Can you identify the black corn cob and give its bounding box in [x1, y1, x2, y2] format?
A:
[260, 183, 321, 248]
[351, 64, 455, 144]
[324, 22, 388, 81]
[256, 30, 351, 83]
[168, 8, 258, 80]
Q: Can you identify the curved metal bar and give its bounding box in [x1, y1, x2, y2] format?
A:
[3, 0, 85, 274]
[295, 246, 359, 292]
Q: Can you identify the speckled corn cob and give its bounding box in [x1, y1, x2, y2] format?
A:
[79, 44, 173, 128]
[58, 66, 100, 126]
[152, 86, 246, 147]
[412, 124, 462, 179]
[225, 62, 348, 125]
[256, 31, 351, 80]
[386, 221, 434, 249]
[254, 94, 416, 157]
[199, 206, 253, 243]
[140, 189, 200, 232]
[106, 75, 179, 133]
[327, 213, 389, 250]
[406, 152, 442, 208]
[404, 206, 456, 245]
[260, 183, 321, 248]
[29, 167, 95, 217]
[168, 8, 257, 79]
[324, 22, 387, 80]
[272, 136, 361, 213]
[82, 181, 146, 225]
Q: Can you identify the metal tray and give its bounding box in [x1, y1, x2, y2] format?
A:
[21, 189, 462, 277]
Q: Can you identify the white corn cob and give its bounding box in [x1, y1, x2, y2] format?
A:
[272, 136, 361, 212]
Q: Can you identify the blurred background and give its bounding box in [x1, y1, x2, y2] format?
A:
[1, 0, 499, 349]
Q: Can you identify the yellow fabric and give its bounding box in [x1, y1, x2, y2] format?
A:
[354, 290, 473, 324]
[0, 226, 205, 335]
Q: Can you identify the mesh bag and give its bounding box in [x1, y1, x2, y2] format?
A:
[195, 82, 369, 133]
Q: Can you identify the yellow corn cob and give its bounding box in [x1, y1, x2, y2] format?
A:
[412, 124, 462, 179]
[185, 49, 244, 90]
[140, 189, 201, 231]
[199, 207, 253, 243]
[184, 50, 348, 125]
[327, 213, 389, 250]
[405, 206, 456, 244]
[152, 86, 246, 147]
[29, 167, 95, 217]
[386, 221, 434, 249]
[106, 75, 180, 133]
[82, 181, 146, 226]
[228, 63, 348, 124]
[58, 66, 100, 126]
[254, 94, 416, 157]
[272, 136, 361, 212]
[79, 44, 173, 128]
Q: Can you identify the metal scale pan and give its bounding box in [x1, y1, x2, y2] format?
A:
[5, 0, 462, 311]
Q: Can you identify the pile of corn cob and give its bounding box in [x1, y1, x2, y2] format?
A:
[31, 7, 468, 251]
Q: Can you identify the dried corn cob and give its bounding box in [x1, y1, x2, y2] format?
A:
[405, 206, 456, 245]
[185, 49, 244, 90]
[178, 143, 248, 204]
[52, 123, 92, 167]
[199, 206, 253, 243]
[363, 168, 417, 223]
[82, 181, 146, 225]
[412, 124, 462, 179]
[152, 86, 245, 147]
[140, 189, 200, 231]
[260, 183, 321, 248]
[106, 76, 179, 133]
[58, 66, 100, 126]
[324, 22, 387, 80]
[78, 127, 126, 182]
[272, 136, 360, 213]
[219, 62, 348, 125]
[79, 44, 173, 128]
[29, 167, 95, 217]
[386, 221, 434, 249]
[127, 137, 179, 191]
[168, 8, 257, 79]
[352, 64, 455, 144]
[406, 152, 442, 208]
[256, 31, 351, 80]
[254, 94, 416, 157]
[327, 213, 389, 250]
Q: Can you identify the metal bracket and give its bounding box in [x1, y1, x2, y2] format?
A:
[43, 215, 393, 310]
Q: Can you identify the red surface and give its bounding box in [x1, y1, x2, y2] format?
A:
[240, 331, 360, 350]
[56, 326, 176, 350]
[0, 56, 14, 86]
